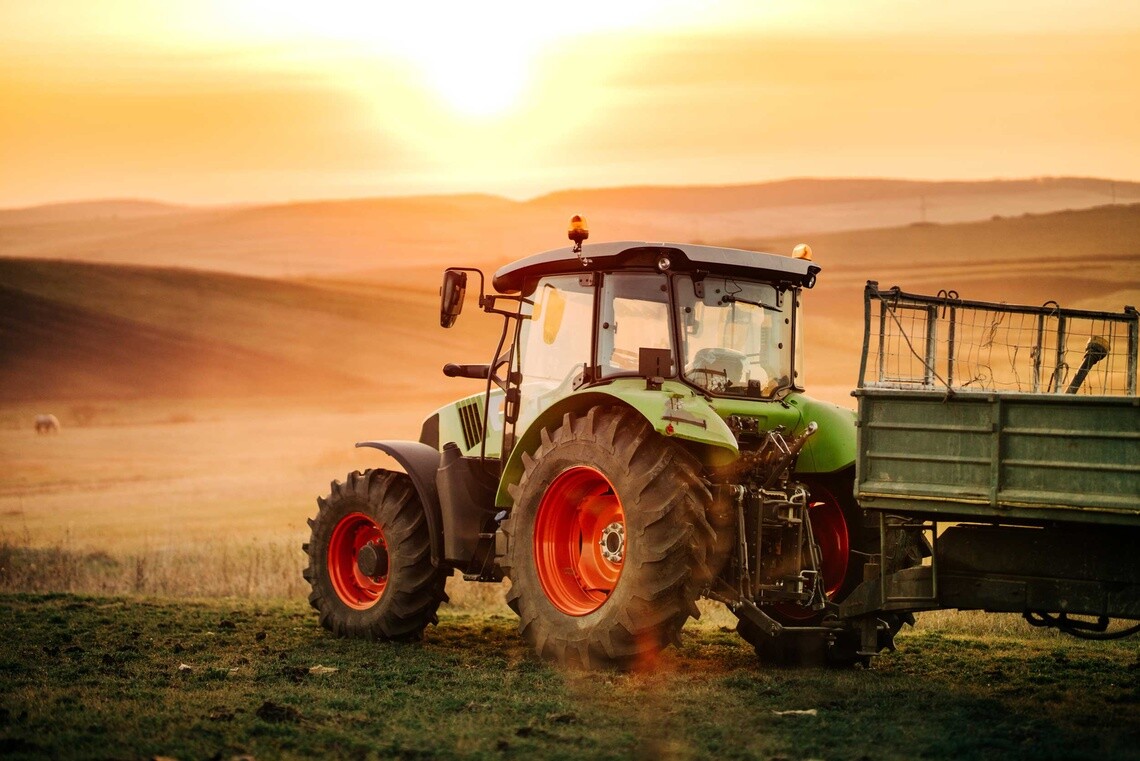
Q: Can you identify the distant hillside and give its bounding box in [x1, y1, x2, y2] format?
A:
[533, 177, 1137, 213]
[741, 204, 1140, 397]
[725, 202, 1140, 330]
[0, 199, 186, 226]
[0, 259, 495, 402]
[1, 204, 1135, 404]
[1, 178, 1136, 278]
[0, 285, 353, 399]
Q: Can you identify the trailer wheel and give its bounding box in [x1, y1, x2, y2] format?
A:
[303, 469, 448, 640]
[501, 407, 715, 669]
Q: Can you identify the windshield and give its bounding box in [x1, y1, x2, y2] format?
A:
[516, 275, 594, 435]
[676, 275, 793, 397]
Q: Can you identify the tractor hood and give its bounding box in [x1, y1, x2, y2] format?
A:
[492, 241, 820, 294]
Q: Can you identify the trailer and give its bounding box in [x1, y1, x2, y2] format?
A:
[843, 282, 1140, 647]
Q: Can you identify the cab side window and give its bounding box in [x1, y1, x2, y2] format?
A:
[597, 273, 672, 378]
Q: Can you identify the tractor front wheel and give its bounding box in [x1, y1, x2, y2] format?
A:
[303, 469, 448, 640]
[501, 407, 716, 669]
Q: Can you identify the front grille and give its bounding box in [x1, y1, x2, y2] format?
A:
[457, 398, 483, 451]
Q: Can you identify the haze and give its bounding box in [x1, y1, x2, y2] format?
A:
[3, 0, 1140, 207]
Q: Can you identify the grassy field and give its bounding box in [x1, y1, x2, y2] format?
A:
[3, 402, 1138, 759]
[1, 595, 1138, 761]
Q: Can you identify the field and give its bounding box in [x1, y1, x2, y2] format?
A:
[2, 595, 1139, 761]
[2, 183, 1139, 759]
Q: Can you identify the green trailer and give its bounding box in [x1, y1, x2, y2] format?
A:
[844, 282, 1140, 643]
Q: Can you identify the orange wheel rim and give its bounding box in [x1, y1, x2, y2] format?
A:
[328, 512, 388, 609]
[533, 466, 625, 616]
[777, 484, 850, 620]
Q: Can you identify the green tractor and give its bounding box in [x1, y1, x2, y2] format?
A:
[303, 219, 910, 667]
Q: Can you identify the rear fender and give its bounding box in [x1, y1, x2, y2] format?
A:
[787, 395, 857, 474]
[495, 380, 739, 508]
[355, 440, 444, 569]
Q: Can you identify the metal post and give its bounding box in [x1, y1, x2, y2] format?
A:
[925, 305, 938, 388]
[947, 306, 957, 389]
[1127, 307, 1138, 396]
[859, 282, 875, 388]
[1053, 315, 1068, 393]
[1032, 314, 1045, 393]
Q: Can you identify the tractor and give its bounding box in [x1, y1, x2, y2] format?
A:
[303, 218, 912, 667]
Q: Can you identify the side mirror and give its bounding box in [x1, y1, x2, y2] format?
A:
[440, 269, 467, 328]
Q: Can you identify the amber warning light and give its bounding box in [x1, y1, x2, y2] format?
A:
[568, 215, 589, 253]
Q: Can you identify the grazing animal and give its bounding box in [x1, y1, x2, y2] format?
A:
[34, 414, 60, 434]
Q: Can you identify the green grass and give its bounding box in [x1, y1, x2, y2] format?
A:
[2, 595, 1138, 760]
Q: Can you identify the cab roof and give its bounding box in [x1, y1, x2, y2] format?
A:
[492, 241, 820, 294]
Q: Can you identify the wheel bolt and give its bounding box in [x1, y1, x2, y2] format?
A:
[599, 522, 625, 563]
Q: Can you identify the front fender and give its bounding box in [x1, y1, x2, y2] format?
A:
[785, 395, 857, 474]
[496, 379, 739, 508]
[355, 440, 444, 569]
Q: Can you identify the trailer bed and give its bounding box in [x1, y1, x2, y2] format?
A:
[854, 283, 1139, 527]
[856, 389, 1139, 526]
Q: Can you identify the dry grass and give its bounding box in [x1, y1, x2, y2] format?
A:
[0, 396, 537, 618]
[2, 396, 1132, 645]
[0, 532, 307, 599]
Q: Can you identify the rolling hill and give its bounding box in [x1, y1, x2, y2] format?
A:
[1, 203, 1135, 406]
[2, 178, 1136, 279]
[0, 259, 496, 402]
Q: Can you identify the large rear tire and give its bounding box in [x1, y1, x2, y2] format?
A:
[303, 469, 449, 640]
[501, 407, 715, 669]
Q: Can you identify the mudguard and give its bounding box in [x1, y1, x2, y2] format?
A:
[495, 380, 740, 508]
[784, 395, 857, 474]
[710, 393, 857, 474]
[355, 440, 444, 569]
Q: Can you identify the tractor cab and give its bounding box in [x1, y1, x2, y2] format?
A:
[440, 221, 822, 463]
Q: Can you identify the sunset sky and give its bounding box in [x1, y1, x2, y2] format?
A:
[2, 0, 1139, 207]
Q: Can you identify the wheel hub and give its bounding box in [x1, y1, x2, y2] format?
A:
[356, 541, 389, 579]
[599, 521, 625, 563]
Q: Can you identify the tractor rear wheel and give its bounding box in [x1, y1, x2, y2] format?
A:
[501, 407, 716, 669]
[303, 469, 448, 640]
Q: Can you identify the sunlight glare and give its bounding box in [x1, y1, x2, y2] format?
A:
[219, 0, 707, 119]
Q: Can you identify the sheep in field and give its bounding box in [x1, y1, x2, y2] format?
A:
[34, 414, 60, 434]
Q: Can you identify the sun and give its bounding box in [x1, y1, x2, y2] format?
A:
[218, 1, 719, 121]
[400, 32, 536, 119]
[221, 2, 551, 119]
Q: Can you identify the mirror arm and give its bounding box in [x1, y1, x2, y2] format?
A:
[481, 292, 524, 319]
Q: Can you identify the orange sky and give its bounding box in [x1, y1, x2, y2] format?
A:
[2, 0, 1139, 207]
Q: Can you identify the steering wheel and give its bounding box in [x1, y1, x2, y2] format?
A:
[689, 366, 730, 392]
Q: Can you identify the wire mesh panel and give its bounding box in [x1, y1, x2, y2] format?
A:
[860, 282, 1139, 396]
